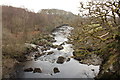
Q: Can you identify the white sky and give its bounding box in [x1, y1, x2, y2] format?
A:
[0, 0, 89, 14]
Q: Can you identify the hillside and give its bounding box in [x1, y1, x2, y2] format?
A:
[2, 1, 120, 79]
[2, 6, 79, 78]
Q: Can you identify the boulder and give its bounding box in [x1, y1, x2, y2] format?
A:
[33, 68, 42, 73]
[52, 45, 58, 49]
[47, 51, 54, 55]
[91, 69, 95, 71]
[56, 56, 65, 64]
[41, 46, 50, 51]
[24, 68, 33, 72]
[66, 58, 71, 62]
[74, 57, 81, 61]
[60, 42, 65, 46]
[53, 67, 60, 73]
[57, 46, 64, 50]
[34, 52, 45, 60]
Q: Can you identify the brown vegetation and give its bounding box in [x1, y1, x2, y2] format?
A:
[71, 0, 120, 79]
[2, 5, 79, 78]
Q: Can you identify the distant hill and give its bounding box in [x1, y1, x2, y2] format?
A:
[40, 9, 74, 15]
[2, 6, 78, 33]
[39, 9, 77, 22]
[2, 5, 80, 45]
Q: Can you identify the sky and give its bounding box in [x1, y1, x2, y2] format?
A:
[0, 0, 89, 14]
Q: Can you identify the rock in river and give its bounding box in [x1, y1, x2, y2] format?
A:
[56, 56, 65, 64]
[34, 52, 45, 60]
[66, 58, 71, 62]
[57, 46, 64, 50]
[53, 67, 60, 73]
[33, 68, 42, 73]
[91, 69, 95, 71]
[24, 68, 33, 72]
[47, 51, 54, 55]
[60, 42, 65, 46]
[52, 45, 59, 49]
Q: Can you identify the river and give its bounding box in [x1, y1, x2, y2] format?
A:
[15, 25, 99, 78]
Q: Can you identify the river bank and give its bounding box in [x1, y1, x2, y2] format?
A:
[2, 25, 99, 79]
[6, 25, 120, 80]
[70, 24, 120, 80]
[3, 24, 119, 79]
[2, 33, 57, 78]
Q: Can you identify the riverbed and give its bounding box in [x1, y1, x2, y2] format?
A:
[15, 25, 99, 78]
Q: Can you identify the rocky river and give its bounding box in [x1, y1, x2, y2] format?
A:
[15, 25, 100, 78]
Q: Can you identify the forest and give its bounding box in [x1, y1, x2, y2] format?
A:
[2, 0, 120, 80]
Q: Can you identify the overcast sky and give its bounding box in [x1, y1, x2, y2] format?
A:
[0, 0, 89, 14]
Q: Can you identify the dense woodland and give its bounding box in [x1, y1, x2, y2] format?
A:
[2, 0, 120, 79]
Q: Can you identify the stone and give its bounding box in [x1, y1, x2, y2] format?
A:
[56, 56, 65, 64]
[52, 45, 58, 48]
[33, 68, 42, 73]
[47, 51, 54, 55]
[24, 68, 33, 72]
[53, 67, 60, 73]
[74, 57, 81, 61]
[57, 46, 64, 50]
[60, 42, 65, 46]
[34, 54, 41, 60]
[66, 58, 71, 62]
[41, 47, 50, 51]
[91, 69, 95, 71]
